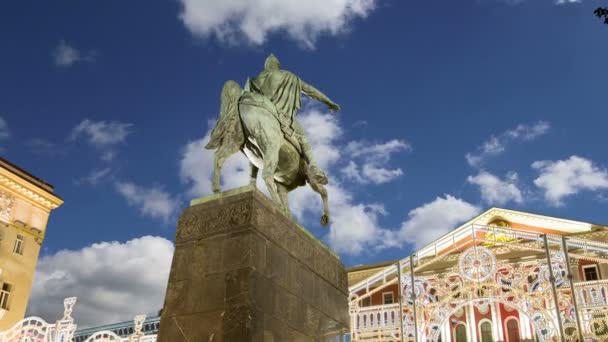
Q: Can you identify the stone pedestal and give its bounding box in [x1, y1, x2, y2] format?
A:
[157, 186, 349, 342]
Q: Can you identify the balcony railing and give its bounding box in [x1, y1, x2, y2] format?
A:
[353, 303, 401, 332]
[575, 279, 608, 308]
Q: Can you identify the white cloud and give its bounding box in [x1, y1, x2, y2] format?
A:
[27, 236, 173, 328]
[324, 184, 392, 254]
[398, 196, 481, 249]
[179, 134, 253, 198]
[298, 110, 343, 169]
[52, 40, 96, 67]
[115, 181, 180, 223]
[178, 0, 377, 48]
[342, 139, 410, 184]
[346, 139, 411, 162]
[181, 108, 410, 256]
[26, 138, 69, 157]
[184, 112, 481, 255]
[467, 171, 523, 205]
[466, 121, 550, 167]
[75, 168, 112, 186]
[0, 116, 9, 140]
[532, 156, 608, 206]
[70, 119, 132, 147]
[69, 119, 133, 161]
[0, 117, 8, 152]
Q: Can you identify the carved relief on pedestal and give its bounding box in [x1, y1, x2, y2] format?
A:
[0, 190, 14, 223]
[176, 201, 252, 243]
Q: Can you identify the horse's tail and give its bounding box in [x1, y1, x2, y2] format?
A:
[206, 80, 243, 150]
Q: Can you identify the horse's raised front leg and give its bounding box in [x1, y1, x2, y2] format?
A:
[308, 176, 330, 226]
[276, 183, 292, 218]
[257, 136, 282, 205]
[249, 164, 259, 188]
[212, 144, 238, 193]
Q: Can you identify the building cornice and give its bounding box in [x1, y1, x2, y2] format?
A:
[0, 169, 63, 210]
[476, 208, 599, 234]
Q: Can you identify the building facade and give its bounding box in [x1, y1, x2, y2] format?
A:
[348, 208, 608, 341]
[3, 206, 608, 341]
[0, 158, 63, 330]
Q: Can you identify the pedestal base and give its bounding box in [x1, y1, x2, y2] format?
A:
[157, 186, 349, 342]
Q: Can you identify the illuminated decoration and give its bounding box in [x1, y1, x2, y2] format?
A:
[348, 213, 608, 342]
[400, 277, 434, 305]
[0, 298, 158, 342]
[484, 218, 518, 246]
[459, 246, 496, 282]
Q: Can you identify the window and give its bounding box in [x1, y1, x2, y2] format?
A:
[454, 324, 467, 342]
[13, 235, 24, 255]
[506, 318, 520, 342]
[383, 292, 394, 304]
[583, 265, 600, 281]
[361, 297, 371, 307]
[480, 321, 493, 342]
[0, 283, 12, 309]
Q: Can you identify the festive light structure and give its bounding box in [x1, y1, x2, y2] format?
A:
[348, 208, 608, 341]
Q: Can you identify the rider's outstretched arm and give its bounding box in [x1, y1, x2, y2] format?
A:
[301, 80, 338, 110]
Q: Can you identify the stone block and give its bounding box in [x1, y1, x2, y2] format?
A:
[157, 186, 349, 342]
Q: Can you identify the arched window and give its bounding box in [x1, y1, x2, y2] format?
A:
[505, 318, 520, 342]
[454, 324, 467, 342]
[479, 320, 493, 342]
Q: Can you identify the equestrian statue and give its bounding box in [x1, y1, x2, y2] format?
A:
[205, 54, 341, 226]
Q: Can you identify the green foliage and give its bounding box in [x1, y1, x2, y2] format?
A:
[594, 7, 608, 25]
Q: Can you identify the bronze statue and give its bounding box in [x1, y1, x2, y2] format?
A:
[205, 54, 341, 225]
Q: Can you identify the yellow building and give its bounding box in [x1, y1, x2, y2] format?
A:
[0, 158, 63, 330]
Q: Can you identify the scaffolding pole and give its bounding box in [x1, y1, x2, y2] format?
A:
[543, 234, 566, 342]
[562, 237, 585, 342]
[397, 261, 406, 342]
[409, 255, 419, 342]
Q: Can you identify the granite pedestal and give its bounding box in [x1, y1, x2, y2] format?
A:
[157, 186, 349, 342]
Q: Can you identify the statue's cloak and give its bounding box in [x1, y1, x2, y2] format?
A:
[251, 70, 302, 130]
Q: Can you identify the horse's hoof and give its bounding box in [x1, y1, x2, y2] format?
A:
[320, 214, 330, 226]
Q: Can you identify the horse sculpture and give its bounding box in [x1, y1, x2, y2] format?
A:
[205, 80, 331, 226]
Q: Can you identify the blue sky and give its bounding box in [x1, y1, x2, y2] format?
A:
[1, 0, 608, 325]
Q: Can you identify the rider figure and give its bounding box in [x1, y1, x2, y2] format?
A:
[250, 54, 340, 185]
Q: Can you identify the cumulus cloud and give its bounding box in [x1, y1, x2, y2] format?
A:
[324, 184, 391, 254]
[398, 196, 481, 249]
[27, 236, 174, 328]
[532, 156, 608, 206]
[115, 181, 181, 223]
[26, 138, 69, 157]
[0, 116, 8, 152]
[75, 168, 112, 186]
[69, 119, 133, 161]
[555, 0, 580, 4]
[179, 133, 254, 198]
[180, 108, 409, 255]
[177, 0, 378, 48]
[342, 139, 410, 184]
[0, 116, 9, 140]
[298, 110, 343, 169]
[467, 171, 523, 205]
[52, 40, 96, 67]
[466, 121, 550, 167]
